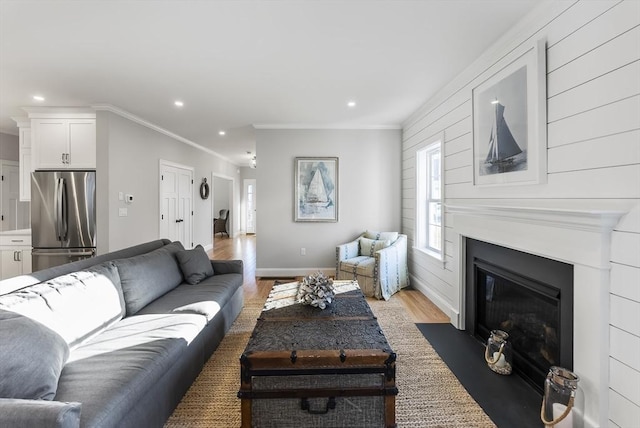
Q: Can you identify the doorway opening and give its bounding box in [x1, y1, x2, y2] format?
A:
[244, 179, 256, 235]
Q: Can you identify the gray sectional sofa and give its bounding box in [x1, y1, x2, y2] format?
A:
[0, 239, 244, 428]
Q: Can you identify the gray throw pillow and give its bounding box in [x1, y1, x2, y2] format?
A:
[176, 245, 214, 285]
[115, 241, 185, 316]
[0, 309, 69, 400]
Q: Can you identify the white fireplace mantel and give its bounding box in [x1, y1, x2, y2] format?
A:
[446, 203, 627, 270]
[446, 202, 628, 428]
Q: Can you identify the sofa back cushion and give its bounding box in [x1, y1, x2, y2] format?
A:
[0, 261, 123, 349]
[115, 241, 185, 316]
[0, 309, 70, 400]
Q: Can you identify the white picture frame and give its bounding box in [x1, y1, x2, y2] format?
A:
[472, 39, 547, 186]
[294, 157, 338, 222]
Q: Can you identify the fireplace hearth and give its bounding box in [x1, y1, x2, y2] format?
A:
[465, 239, 574, 392]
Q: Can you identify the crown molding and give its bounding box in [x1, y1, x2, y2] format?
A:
[91, 103, 237, 166]
[253, 123, 401, 130]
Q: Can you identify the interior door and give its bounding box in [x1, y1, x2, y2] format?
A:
[244, 179, 256, 234]
[177, 168, 193, 247]
[159, 162, 193, 248]
[1, 162, 30, 231]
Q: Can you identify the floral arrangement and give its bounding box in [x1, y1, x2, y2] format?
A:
[297, 271, 335, 310]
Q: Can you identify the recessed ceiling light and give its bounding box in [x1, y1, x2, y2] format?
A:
[174, 100, 184, 107]
[33, 95, 45, 102]
[219, 130, 226, 136]
[347, 100, 356, 108]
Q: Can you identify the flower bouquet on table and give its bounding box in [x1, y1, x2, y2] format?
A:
[297, 271, 335, 310]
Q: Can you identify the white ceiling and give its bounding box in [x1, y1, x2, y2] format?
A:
[0, 0, 542, 166]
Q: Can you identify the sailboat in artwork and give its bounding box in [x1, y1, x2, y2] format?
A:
[306, 170, 328, 204]
[485, 98, 522, 166]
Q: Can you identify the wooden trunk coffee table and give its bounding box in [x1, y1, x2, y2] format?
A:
[238, 280, 397, 428]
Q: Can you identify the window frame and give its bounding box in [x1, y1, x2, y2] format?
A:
[415, 135, 444, 263]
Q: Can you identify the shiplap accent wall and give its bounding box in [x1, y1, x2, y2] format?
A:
[401, 1, 640, 427]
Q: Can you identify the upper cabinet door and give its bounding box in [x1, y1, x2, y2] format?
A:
[67, 120, 96, 168]
[33, 119, 68, 168]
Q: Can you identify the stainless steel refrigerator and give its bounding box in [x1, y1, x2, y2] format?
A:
[31, 170, 96, 271]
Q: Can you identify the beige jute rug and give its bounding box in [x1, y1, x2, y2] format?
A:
[165, 292, 495, 427]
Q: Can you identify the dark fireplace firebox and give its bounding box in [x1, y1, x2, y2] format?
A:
[465, 239, 574, 393]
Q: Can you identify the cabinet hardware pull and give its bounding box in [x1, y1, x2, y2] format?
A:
[61, 153, 65, 164]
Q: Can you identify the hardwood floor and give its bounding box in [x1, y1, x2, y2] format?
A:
[208, 234, 449, 323]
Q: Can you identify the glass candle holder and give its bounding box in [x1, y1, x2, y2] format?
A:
[541, 366, 583, 428]
[484, 329, 512, 375]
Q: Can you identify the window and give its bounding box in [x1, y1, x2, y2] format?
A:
[416, 138, 443, 260]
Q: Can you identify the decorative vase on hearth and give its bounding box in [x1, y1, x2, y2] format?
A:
[484, 329, 513, 375]
[297, 271, 335, 310]
[541, 366, 583, 428]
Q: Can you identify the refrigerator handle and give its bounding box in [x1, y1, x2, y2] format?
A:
[61, 178, 68, 240]
[55, 178, 68, 241]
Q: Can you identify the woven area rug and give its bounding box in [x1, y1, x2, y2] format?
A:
[165, 291, 495, 427]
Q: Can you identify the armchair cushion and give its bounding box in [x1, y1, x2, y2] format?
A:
[359, 237, 390, 257]
[364, 230, 398, 242]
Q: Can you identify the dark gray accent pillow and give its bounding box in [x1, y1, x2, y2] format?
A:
[176, 245, 214, 285]
[0, 309, 69, 400]
[115, 241, 185, 316]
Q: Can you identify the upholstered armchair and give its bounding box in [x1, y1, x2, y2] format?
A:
[336, 231, 409, 300]
[213, 209, 229, 237]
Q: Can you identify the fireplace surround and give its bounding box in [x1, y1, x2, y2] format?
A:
[465, 238, 573, 392]
[447, 202, 626, 428]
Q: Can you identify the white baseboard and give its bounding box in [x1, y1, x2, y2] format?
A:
[409, 275, 460, 327]
[255, 268, 335, 278]
[203, 243, 213, 252]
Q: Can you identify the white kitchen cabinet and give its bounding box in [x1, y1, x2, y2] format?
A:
[0, 232, 31, 280]
[32, 118, 96, 169]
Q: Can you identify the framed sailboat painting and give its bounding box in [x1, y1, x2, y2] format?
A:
[472, 39, 547, 186]
[294, 157, 338, 222]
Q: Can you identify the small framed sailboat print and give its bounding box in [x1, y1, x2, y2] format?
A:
[472, 39, 547, 186]
[294, 157, 338, 222]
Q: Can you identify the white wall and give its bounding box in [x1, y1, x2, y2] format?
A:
[0, 132, 18, 161]
[401, 1, 639, 426]
[255, 128, 401, 277]
[96, 110, 241, 253]
[213, 176, 231, 215]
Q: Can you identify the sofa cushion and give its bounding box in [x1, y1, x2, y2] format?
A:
[176, 245, 214, 285]
[364, 230, 398, 242]
[0, 262, 124, 348]
[115, 241, 185, 316]
[0, 309, 69, 400]
[0, 399, 81, 428]
[359, 237, 390, 257]
[54, 312, 206, 427]
[137, 272, 243, 322]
